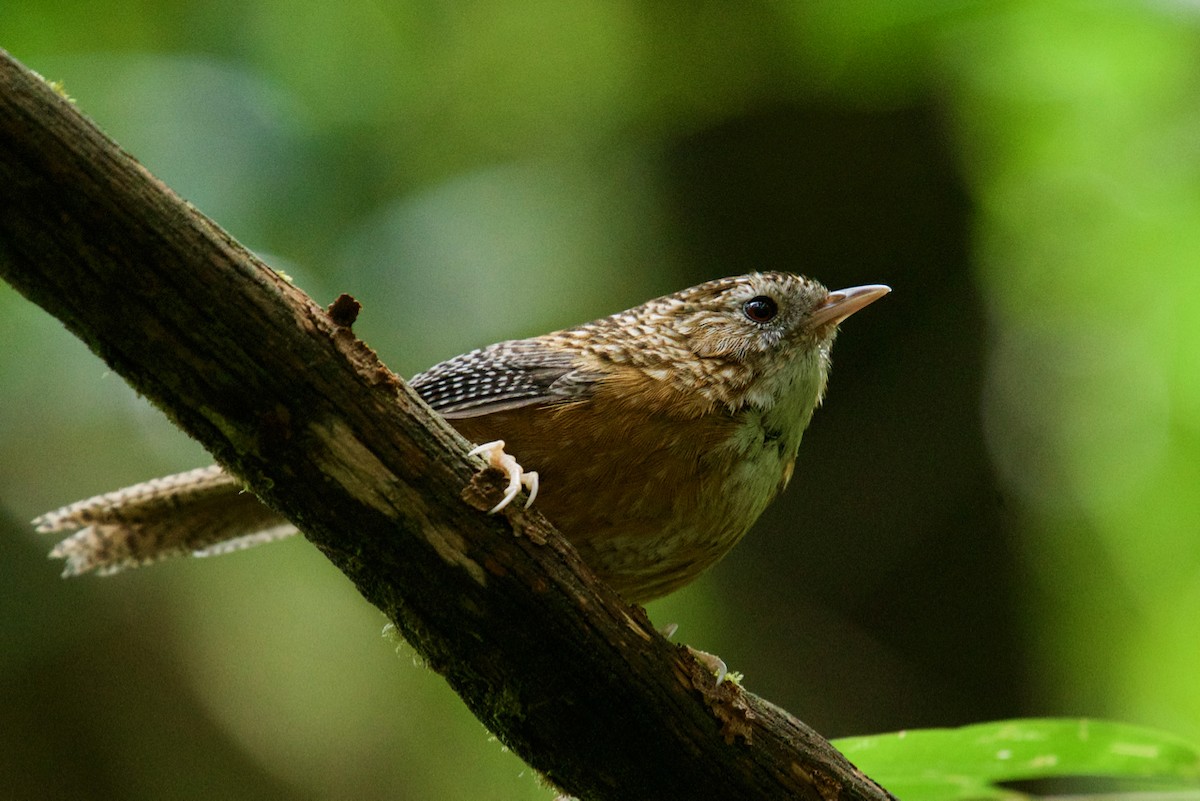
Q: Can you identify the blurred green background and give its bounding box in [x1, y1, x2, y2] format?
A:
[3, 2, 1200, 799]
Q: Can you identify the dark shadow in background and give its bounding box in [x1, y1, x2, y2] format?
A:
[666, 101, 1023, 735]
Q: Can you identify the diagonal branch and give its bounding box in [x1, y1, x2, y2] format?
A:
[0, 48, 893, 801]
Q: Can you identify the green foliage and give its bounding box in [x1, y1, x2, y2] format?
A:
[836, 719, 1200, 801]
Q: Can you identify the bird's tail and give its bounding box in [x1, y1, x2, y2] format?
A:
[33, 466, 296, 577]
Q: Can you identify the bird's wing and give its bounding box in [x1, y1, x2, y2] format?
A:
[410, 339, 602, 419]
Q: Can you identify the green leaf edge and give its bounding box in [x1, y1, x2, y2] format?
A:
[832, 718, 1200, 801]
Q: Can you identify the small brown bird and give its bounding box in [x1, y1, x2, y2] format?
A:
[35, 273, 888, 603]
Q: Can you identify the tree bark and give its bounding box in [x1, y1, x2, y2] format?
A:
[0, 48, 894, 801]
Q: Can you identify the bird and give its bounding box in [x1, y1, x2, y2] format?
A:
[34, 272, 889, 604]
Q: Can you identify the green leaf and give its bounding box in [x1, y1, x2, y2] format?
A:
[833, 719, 1200, 801]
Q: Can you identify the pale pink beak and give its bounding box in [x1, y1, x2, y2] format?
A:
[809, 284, 891, 329]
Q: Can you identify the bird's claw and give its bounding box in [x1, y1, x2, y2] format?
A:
[686, 645, 730, 685]
[467, 440, 539, 513]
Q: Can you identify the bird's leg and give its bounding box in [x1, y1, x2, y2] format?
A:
[658, 622, 731, 685]
[687, 647, 731, 685]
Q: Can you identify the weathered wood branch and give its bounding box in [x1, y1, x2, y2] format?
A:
[0, 48, 893, 801]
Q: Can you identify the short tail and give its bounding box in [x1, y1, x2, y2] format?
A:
[33, 466, 296, 577]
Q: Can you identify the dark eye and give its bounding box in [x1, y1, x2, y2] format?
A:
[742, 295, 778, 323]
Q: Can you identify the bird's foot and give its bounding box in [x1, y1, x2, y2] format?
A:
[686, 646, 731, 685]
[467, 440, 539, 513]
[660, 623, 734, 686]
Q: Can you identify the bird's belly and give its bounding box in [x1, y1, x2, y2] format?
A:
[567, 443, 794, 602]
[450, 400, 795, 604]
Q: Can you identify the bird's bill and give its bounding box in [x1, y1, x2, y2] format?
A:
[809, 284, 891, 329]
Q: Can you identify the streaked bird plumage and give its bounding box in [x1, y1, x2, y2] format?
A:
[35, 272, 889, 603]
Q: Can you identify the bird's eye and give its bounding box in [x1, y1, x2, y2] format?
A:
[742, 295, 778, 323]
